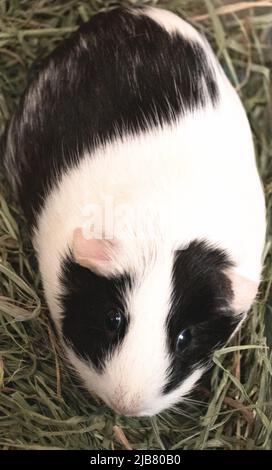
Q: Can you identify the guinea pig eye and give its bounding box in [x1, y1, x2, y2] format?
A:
[105, 311, 123, 333]
[175, 329, 192, 354]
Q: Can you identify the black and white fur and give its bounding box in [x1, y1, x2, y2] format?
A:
[2, 7, 266, 416]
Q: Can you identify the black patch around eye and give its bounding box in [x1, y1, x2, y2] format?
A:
[164, 240, 241, 394]
[59, 256, 132, 372]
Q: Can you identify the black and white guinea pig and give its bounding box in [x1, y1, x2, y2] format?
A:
[2, 7, 266, 416]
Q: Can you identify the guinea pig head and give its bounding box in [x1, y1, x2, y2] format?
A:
[59, 228, 258, 416]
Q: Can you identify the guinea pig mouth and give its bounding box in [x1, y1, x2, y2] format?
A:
[106, 398, 155, 417]
[107, 400, 140, 417]
[105, 396, 164, 417]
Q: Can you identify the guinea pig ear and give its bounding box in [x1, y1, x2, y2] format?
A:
[72, 227, 117, 275]
[227, 269, 259, 314]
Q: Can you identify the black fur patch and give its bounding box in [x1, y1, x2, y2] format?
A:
[60, 256, 132, 371]
[3, 7, 219, 227]
[164, 240, 240, 394]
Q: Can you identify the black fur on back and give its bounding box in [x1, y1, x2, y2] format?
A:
[2, 7, 219, 227]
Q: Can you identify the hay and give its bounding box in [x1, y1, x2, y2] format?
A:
[0, 0, 271, 450]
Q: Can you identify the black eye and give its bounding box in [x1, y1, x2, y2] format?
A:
[105, 311, 123, 333]
[175, 329, 192, 354]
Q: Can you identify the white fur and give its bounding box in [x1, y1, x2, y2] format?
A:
[139, 7, 201, 42]
[66, 348, 205, 416]
[33, 8, 266, 416]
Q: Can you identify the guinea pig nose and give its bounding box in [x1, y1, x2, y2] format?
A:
[109, 400, 140, 417]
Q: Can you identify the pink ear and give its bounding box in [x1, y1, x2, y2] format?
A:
[72, 228, 116, 274]
[228, 270, 259, 313]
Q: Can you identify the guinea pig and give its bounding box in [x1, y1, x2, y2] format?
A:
[2, 6, 266, 417]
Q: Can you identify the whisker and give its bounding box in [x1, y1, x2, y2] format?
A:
[182, 396, 208, 407]
[170, 405, 199, 421]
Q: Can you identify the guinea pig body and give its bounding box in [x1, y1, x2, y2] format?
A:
[2, 7, 266, 416]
